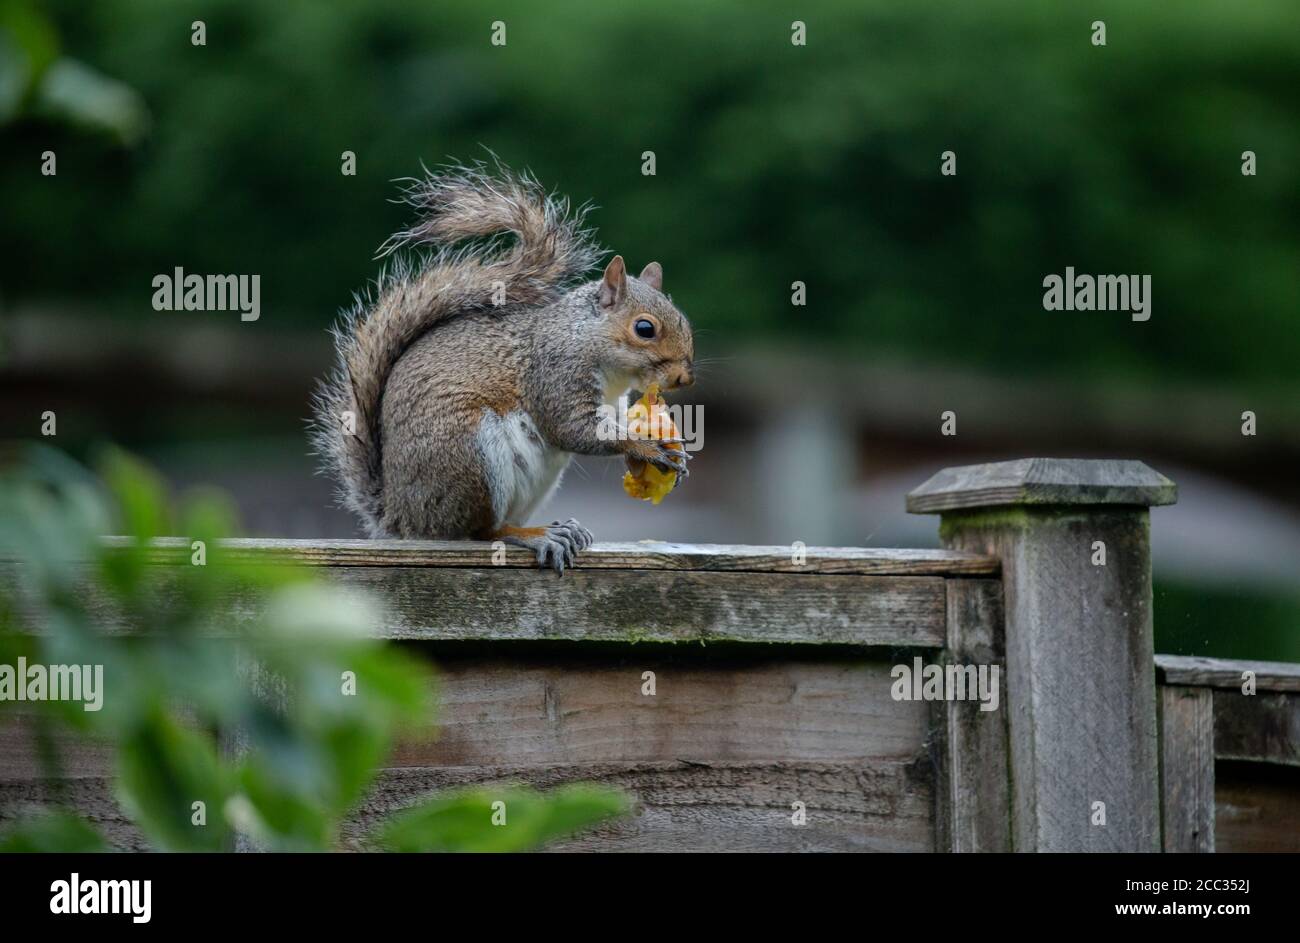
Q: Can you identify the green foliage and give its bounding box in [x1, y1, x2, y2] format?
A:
[0, 810, 108, 852]
[375, 785, 630, 853]
[0, 446, 627, 852]
[0, 0, 147, 142]
[1, 0, 1297, 392]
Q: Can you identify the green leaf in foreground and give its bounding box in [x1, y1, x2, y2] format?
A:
[0, 811, 109, 853]
[0, 446, 632, 852]
[114, 710, 233, 851]
[373, 785, 630, 853]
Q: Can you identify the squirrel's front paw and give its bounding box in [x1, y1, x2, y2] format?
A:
[507, 519, 593, 575]
[625, 437, 691, 477]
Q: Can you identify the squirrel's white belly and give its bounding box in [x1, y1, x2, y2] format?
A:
[475, 408, 571, 527]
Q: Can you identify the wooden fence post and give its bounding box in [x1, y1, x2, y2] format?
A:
[908, 458, 1177, 852]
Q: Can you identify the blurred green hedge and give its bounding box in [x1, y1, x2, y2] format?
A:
[1, 0, 1297, 391]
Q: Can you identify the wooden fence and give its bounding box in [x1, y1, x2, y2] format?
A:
[2, 458, 1297, 851]
[1156, 655, 1300, 852]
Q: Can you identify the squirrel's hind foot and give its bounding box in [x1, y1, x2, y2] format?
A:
[496, 519, 593, 575]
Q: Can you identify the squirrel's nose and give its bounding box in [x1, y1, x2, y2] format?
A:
[675, 368, 694, 388]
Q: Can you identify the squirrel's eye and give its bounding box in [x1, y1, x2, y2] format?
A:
[634, 318, 656, 339]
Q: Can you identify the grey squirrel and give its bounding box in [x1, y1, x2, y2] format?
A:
[311, 160, 695, 572]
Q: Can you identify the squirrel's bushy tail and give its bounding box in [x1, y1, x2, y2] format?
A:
[310, 159, 602, 534]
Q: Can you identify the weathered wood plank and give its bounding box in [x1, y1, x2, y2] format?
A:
[2, 761, 935, 853]
[345, 760, 935, 853]
[335, 568, 947, 646]
[394, 657, 928, 768]
[89, 537, 999, 577]
[1213, 690, 1300, 767]
[1, 659, 932, 774]
[378, 654, 936, 852]
[931, 578, 1009, 852]
[1214, 760, 1300, 853]
[9, 562, 949, 647]
[2, 654, 935, 852]
[1156, 654, 1300, 694]
[1157, 686, 1215, 852]
[6, 764, 929, 854]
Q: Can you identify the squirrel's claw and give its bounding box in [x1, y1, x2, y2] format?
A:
[547, 526, 577, 561]
[552, 519, 595, 551]
[650, 444, 690, 476]
[544, 535, 570, 575]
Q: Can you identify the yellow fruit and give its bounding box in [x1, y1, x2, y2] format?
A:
[622, 384, 681, 505]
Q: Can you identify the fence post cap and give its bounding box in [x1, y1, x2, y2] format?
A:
[906, 457, 1177, 514]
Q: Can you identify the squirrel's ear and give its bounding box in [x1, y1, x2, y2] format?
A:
[638, 261, 663, 292]
[599, 255, 627, 309]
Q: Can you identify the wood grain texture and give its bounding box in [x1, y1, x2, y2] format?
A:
[1213, 690, 1299, 767]
[344, 760, 935, 853]
[395, 657, 929, 768]
[0, 762, 935, 853]
[385, 656, 935, 852]
[1157, 686, 1215, 853]
[931, 578, 1010, 852]
[939, 508, 1162, 852]
[1214, 761, 1300, 853]
[5, 655, 936, 852]
[14, 562, 949, 647]
[91, 537, 999, 577]
[907, 458, 1177, 513]
[1156, 654, 1300, 694]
